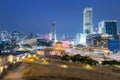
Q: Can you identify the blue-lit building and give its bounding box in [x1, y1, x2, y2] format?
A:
[98, 20, 118, 39]
[108, 40, 120, 51]
[0, 31, 9, 41]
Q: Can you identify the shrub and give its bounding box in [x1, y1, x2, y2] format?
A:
[61, 54, 70, 61]
[102, 60, 120, 66]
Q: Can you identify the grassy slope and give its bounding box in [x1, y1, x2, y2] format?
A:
[22, 59, 120, 80]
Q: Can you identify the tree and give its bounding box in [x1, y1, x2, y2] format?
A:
[102, 60, 120, 66]
[61, 54, 70, 61]
[70, 54, 83, 62]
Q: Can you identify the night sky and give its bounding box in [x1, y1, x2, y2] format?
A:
[0, 0, 120, 36]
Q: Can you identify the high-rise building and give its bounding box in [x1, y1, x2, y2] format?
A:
[0, 31, 9, 41]
[83, 8, 93, 34]
[98, 20, 118, 37]
[76, 33, 87, 45]
[51, 22, 56, 42]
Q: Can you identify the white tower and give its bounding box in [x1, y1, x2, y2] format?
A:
[83, 8, 93, 34]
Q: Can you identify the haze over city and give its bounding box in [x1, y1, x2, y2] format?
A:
[0, 0, 120, 36]
[0, 0, 120, 80]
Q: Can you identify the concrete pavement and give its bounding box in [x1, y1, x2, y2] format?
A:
[2, 63, 26, 80]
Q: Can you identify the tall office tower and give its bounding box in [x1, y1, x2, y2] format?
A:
[98, 20, 118, 37]
[51, 22, 56, 42]
[83, 8, 93, 34]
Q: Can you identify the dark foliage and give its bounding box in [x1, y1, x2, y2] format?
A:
[61, 54, 70, 61]
[61, 54, 98, 66]
[102, 60, 120, 66]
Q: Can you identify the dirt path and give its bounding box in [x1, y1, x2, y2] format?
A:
[2, 63, 26, 80]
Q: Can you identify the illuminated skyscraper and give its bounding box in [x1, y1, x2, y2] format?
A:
[98, 20, 118, 37]
[83, 8, 93, 34]
[51, 22, 56, 42]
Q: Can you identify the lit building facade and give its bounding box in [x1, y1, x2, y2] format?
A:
[0, 31, 9, 41]
[12, 31, 24, 39]
[76, 33, 81, 44]
[76, 33, 87, 45]
[45, 33, 51, 40]
[98, 20, 118, 38]
[83, 8, 93, 34]
[86, 34, 109, 48]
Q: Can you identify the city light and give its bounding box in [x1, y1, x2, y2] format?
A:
[83, 64, 93, 70]
[0, 0, 120, 80]
[60, 65, 68, 68]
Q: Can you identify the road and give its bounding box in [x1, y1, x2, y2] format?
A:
[2, 63, 26, 80]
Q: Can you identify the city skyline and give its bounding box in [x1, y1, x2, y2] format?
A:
[0, 0, 120, 36]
